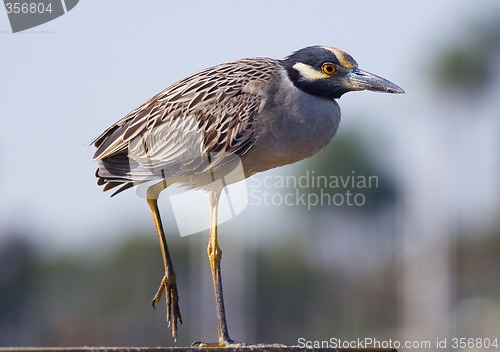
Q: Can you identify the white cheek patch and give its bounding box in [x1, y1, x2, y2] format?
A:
[293, 62, 330, 80]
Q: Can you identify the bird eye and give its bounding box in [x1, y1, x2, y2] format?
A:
[321, 63, 336, 75]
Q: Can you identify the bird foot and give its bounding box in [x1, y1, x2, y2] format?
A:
[192, 339, 247, 348]
[152, 273, 182, 340]
[192, 340, 286, 348]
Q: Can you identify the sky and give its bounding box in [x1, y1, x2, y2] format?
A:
[1, 0, 500, 255]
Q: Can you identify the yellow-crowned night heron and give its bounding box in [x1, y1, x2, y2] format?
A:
[92, 45, 404, 346]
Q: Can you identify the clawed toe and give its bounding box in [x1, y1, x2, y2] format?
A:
[192, 339, 247, 348]
[153, 274, 182, 339]
[192, 340, 286, 348]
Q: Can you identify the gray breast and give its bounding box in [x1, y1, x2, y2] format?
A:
[242, 69, 341, 175]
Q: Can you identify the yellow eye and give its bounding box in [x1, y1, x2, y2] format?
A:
[321, 63, 336, 75]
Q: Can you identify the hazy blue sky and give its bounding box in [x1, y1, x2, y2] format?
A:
[1, 0, 499, 254]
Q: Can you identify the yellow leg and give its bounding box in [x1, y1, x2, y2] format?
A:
[147, 196, 182, 340]
[205, 188, 239, 346]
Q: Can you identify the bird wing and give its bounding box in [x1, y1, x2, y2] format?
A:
[92, 58, 279, 182]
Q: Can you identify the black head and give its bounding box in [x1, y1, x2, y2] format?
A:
[281, 45, 404, 99]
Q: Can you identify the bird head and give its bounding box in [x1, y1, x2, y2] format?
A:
[281, 45, 405, 99]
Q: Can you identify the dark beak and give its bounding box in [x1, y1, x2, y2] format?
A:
[345, 68, 405, 94]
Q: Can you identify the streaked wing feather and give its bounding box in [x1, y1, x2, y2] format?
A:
[92, 57, 279, 188]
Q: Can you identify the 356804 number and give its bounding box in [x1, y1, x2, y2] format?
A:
[451, 337, 499, 349]
[5, 2, 53, 14]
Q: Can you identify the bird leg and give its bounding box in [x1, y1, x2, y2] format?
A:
[195, 189, 243, 347]
[147, 197, 182, 340]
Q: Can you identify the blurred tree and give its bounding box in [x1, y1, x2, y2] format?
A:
[408, 9, 500, 345]
[0, 235, 38, 345]
[433, 15, 500, 96]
